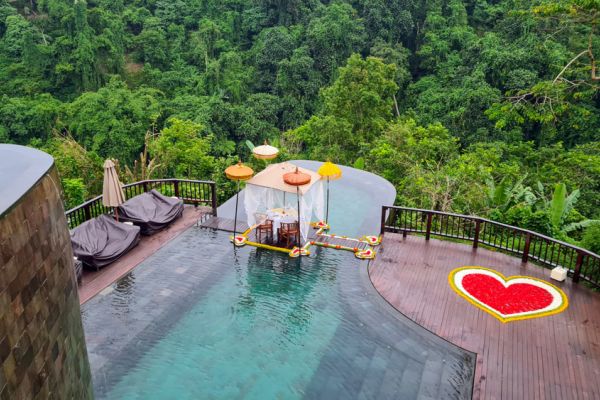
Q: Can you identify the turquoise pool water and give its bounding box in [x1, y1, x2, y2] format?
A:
[97, 237, 354, 399]
[82, 165, 474, 399]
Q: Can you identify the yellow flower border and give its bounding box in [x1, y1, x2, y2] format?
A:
[355, 249, 376, 260]
[448, 266, 569, 323]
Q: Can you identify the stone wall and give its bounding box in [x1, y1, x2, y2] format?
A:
[0, 166, 93, 399]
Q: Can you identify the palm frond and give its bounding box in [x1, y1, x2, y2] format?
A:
[563, 219, 600, 233]
[563, 188, 580, 218]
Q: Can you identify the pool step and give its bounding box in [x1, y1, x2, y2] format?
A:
[417, 358, 444, 399]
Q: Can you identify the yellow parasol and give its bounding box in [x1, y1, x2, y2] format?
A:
[225, 162, 254, 238]
[317, 161, 342, 181]
[318, 161, 342, 223]
[252, 141, 279, 160]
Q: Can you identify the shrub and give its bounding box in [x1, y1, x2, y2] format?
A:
[581, 224, 600, 255]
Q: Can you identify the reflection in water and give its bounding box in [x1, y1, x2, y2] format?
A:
[233, 250, 339, 346]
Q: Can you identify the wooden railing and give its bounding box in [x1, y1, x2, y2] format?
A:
[66, 179, 217, 229]
[380, 206, 600, 288]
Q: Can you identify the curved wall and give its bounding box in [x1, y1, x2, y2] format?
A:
[0, 145, 93, 399]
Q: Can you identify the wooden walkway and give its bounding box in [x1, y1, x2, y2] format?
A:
[312, 233, 371, 251]
[78, 206, 211, 304]
[369, 233, 600, 400]
[198, 216, 249, 233]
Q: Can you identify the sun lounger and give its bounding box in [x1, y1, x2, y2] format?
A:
[70, 214, 141, 270]
[117, 189, 184, 235]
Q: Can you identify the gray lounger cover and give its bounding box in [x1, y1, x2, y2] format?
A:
[117, 189, 184, 235]
[71, 214, 141, 269]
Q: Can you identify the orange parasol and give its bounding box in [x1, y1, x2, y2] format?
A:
[225, 162, 254, 181]
[282, 167, 312, 245]
[283, 167, 311, 186]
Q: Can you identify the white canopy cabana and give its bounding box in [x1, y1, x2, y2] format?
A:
[244, 162, 324, 241]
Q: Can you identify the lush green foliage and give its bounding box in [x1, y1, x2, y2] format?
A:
[582, 223, 600, 255]
[1, 0, 598, 251]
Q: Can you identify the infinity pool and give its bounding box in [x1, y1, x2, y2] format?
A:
[81, 165, 474, 399]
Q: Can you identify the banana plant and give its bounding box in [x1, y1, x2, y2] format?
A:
[485, 176, 535, 213]
[543, 183, 599, 234]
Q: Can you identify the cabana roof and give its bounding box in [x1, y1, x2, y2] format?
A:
[245, 162, 321, 195]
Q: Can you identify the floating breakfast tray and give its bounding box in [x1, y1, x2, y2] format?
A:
[231, 221, 380, 259]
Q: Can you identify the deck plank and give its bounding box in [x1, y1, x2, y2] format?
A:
[369, 233, 600, 400]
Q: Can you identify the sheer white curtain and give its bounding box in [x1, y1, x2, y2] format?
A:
[244, 185, 284, 227]
[301, 180, 324, 237]
[244, 181, 325, 241]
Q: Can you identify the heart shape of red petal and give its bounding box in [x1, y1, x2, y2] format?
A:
[449, 267, 568, 323]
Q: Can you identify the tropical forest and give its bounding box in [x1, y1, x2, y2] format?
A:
[0, 0, 599, 252]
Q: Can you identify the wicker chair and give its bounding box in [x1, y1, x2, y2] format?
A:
[278, 222, 299, 249]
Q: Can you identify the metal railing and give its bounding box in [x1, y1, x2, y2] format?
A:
[381, 206, 600, 287]
[66, 179, 217, 229]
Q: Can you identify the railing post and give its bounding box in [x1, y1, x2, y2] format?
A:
[142, 181, 148, 192]
[174, 180, 180, 198]
[211, 182, 218, 216]
[380, 206, 387, 236]
[84, 203, 91, 222]
[522, 232, 532, 263]
[473, 219, 481, 249]
[573, 251, 584, 283]
[425, 212, 432, 241]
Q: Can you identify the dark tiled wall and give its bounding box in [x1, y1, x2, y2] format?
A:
[0, 167, 93, 399]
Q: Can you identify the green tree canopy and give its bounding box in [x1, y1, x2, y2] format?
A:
[149, 118, 215, 179]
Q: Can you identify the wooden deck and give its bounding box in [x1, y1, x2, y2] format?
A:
[369, 233, 600, 400]
[78, 205, 212, 304]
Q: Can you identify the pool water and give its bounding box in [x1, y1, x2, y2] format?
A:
[81, 165, 474, 399]
[96, 235, 353, 399]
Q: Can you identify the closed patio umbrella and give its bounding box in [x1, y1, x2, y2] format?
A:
[225, 161, 254, 240]
[317, 161, 342, 223]
[102, 159, 125, 221]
